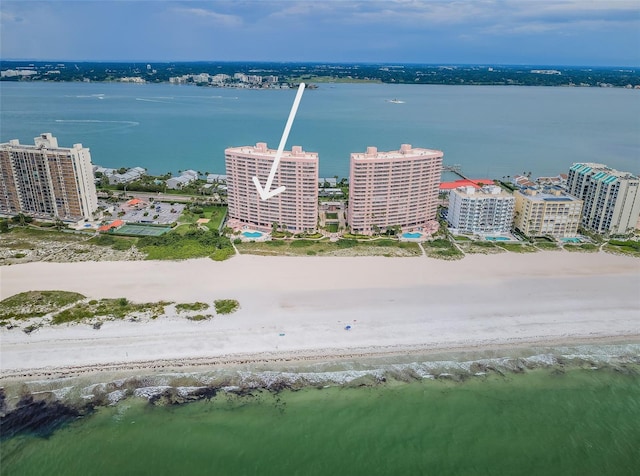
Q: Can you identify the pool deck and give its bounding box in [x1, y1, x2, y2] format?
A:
[239, 230, 270, 242]
[399, 232, 427, 242]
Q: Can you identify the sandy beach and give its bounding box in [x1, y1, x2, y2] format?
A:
[1, 252, 639, 378]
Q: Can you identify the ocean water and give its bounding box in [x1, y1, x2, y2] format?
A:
[2, 349, 640, 475]
[1, 82, 638, 178]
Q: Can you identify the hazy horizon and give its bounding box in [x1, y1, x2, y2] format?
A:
[1, 59, 637, 69]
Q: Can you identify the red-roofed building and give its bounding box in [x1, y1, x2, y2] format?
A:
[439, 179, 495, 191]
[125, 197, 148, 209]
[98, 219, 125, 232]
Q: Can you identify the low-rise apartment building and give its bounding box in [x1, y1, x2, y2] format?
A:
[514, 188, 583, 238]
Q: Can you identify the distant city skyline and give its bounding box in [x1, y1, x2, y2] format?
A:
[1, 0, 639, 66]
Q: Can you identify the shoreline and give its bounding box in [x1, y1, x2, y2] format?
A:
[2, 335, 639, 381]
[1, 252, 638, 380]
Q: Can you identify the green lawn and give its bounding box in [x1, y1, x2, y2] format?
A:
[203, 205, 227, 230]
[237, 239, 421, 257]
[495, 243, 538, 253]
[90, 234, 137, 250]
[3, 226, 87, 244]
[604, 240, 640, 257]
[564, 243, 599, 253]
[458, 241, 505, 255]
[137, 229, 234, 260]
[535, 242, 561, 250]
[423, 239, 465, 260]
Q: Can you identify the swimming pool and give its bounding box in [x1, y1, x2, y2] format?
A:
[242, 231, 263, 238]
[402, 232, 422, 239]
[561, 237, 581, 243]
[485, 236, 510, 241]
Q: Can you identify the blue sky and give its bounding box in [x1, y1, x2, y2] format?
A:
[1, 0, 639, 66]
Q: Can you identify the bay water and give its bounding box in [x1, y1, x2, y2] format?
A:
[1, 82, 638, 179]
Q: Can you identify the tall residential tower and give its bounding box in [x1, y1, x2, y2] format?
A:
[566, 163, 640, 235]
[348, 144, 443, 235]
[0, 133, 98, 222]
[225, 142, 318, 233]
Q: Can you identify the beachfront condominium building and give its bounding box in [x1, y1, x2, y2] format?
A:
[225, 142, 318, 233]
[513, 188, 583, 238]
[0, 133, 98, 222]
[566, 163, 640, 235]
[447, 185, 515, 234]
[348, 144, 443, 235]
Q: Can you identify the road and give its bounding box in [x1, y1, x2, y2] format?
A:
[98, 190, 225, 204]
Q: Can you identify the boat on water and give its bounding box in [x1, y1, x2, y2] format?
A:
[387, 98, 405, 104]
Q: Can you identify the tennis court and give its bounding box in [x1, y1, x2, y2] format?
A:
[113, 224, 171, 236]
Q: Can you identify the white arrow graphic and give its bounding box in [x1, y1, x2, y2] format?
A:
[253, 82, 306, 200]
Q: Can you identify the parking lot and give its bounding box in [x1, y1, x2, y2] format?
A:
[99, 199, 185, 225]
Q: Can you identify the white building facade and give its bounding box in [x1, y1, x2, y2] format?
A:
[447, 186, 515, 234]
[0, 133, 98, 221]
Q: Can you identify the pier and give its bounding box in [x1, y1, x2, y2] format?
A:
[442, 164, 470, 180]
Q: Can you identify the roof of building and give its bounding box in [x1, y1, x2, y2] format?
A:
[226, 142, 318, 159]
[98, 220, 125, 232]
[451, 185, 514, 198]
[351, 144, 443, 160]
[517, 189, 581, 202]
[439, 179, 494, 190]
[570, 163, 638, 180]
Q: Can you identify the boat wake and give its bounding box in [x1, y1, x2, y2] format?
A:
[55, 119, 139, 126]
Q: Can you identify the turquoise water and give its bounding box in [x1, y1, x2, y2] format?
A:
[2, 366, 639, 476]
[402, 232, 421, 239]
[562, 237, 581, 243]
[1, 82, 638, 178]
[486, 236, 510, 241]
[242, 231, 263, 238]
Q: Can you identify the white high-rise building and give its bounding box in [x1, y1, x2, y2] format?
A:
[225, 142, 318, 233]
[566, 163, 640, 235]
[447, 185, 515, 234]
[0, 133, 98, 221]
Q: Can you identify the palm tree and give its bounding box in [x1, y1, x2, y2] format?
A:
[13, 213, 27, 227]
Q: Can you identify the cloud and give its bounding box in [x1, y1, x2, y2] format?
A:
[0, 0, 637, 64]
[0, 10, 23, 24]
[172, 6, 243, 27]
